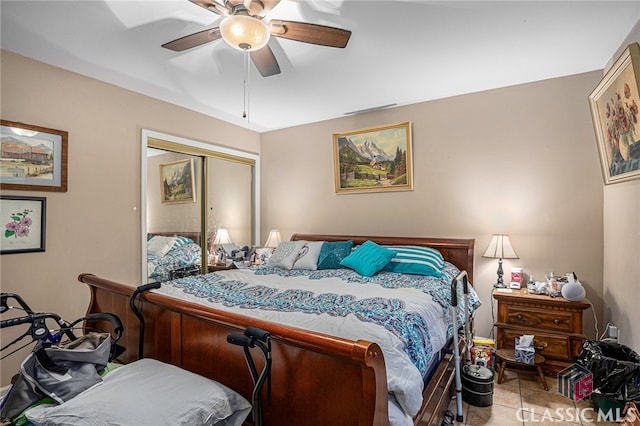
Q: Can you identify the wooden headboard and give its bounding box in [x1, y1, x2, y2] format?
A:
[147, 231, 211, 246]
[291, 234, 475, 284]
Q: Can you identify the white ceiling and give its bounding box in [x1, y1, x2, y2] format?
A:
[2, 1, 640, 132]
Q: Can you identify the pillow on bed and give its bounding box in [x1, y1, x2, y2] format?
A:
[316, 240, 353, 270]
[267, 240, 307, 270]
[25, 359, 251, 426]
[147, 236, 177, 257]
[292, 241, 324, 270]
[172, 236, 194, 250]
[340, 240, 396, 277]
[382, 245, 445, 277]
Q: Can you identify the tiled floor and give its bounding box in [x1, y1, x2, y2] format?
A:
[446, 369, 619, 425]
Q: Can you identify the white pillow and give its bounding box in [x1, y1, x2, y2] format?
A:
[267, 240, 307, 270]
[25, 358, 251, 426]
[293, 241, 325, 270]
[147, 236, 177, 257]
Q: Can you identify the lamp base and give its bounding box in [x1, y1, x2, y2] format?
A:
[493, 282, 506, 289]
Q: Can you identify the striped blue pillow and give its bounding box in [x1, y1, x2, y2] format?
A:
[172, 236, 194, 250]
[382, 245, 444, 277]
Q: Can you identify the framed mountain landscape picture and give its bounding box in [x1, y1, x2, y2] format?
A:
[159, 158, 196, 204]
[333, 121, 413, 194]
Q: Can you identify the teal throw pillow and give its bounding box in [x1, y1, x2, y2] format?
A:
[316, 240, 354, 270]
[382, 245, 444, 277]
[340, 240, 396, 277]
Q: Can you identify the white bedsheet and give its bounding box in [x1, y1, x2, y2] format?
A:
[155, 268, 451, 423]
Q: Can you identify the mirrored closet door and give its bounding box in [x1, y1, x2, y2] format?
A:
[141, 130, 260, 283]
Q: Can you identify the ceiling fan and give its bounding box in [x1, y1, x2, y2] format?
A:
[162, 0, 352, 77]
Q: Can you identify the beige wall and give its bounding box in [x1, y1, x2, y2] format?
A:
[602, 25, 640, 349]
[0, 50, 260, 385]
[261, 71, 605, 341]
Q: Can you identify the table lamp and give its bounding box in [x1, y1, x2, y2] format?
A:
[213, 228, 232, 265]
[483, 234, 518, 288]
[264, 230, 282, 249]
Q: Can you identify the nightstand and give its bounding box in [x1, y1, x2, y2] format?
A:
[493, 289, 590, 377]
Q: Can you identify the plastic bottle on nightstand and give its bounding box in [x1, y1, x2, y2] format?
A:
[548, 272, 557, 293]
[527, 275, 536, 293]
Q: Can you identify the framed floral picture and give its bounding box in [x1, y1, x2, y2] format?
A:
[159, 158, 196, 204]
[0, 120, 68, 192]
[1, 195, 46, 254]
[589, 42, 640, 185]
[333, 121, 413, 194]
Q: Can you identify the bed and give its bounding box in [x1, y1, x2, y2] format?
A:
[146, 232, 204, 281]
[79, 234, 477, 426]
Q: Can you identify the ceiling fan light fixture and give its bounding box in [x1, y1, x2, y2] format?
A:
[220, 15, 270, 51]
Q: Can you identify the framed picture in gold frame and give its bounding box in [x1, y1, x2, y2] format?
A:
[0, 120, 68, 192]
[589, 42, 640, 185]
[159, 158, 196, 204]
[333, 121, 413, 194]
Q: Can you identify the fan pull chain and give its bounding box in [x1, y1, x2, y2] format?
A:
[242, 50, 250, 122]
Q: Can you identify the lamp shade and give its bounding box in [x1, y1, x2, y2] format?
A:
[213, 228, 232, 245]
[220, 15, 270, 51]
[482, 234, 518, 259]
[264, 230, 281, 248]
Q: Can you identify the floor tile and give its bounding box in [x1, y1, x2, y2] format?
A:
[520, 383, 575, 414]
[465, 403, 524, 426]
[496, 370, 519, 389]
[492, 383, 521, 409]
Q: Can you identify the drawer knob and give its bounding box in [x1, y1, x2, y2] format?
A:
[517, 314, 523, 321]
[554, 319, 560, 325]
[534, 341, 548, 350]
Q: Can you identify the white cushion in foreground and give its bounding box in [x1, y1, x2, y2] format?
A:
[26, 358, 251, 426]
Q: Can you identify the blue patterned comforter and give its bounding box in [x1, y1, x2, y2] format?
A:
[147, 242, 201, 281]
[155, 262, 480, 420]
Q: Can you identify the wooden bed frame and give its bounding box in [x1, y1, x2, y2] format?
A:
[79, 234, 474, 426]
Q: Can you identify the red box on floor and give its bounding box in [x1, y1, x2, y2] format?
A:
[470, 346, 495, 370]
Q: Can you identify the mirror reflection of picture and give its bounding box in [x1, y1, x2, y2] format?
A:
[159, 158, 196, 204]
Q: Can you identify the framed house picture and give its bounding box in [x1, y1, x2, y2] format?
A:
[0, 120, 68, 192]
[589, 42, 640, 185]
[1, 195, 46, 254]
[159, 158, 196, 204]
[333, 121, 413, 194]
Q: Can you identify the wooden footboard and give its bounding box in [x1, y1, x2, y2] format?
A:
[79, 235, 473, 425]
[80, 273, 389, 425]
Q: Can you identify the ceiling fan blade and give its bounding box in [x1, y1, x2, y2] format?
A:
[189, 0, 228, 15]
[162, 28, 222, 51]
[270, 20, 351, 48]
[260, 0, 282, 15]
[251, 45, 281, 77]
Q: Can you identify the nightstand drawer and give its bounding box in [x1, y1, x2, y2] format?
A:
[504, 305, 573, 333]
[501, 329, 572, 362]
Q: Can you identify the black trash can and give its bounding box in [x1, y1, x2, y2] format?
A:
[462, 364, 494, 407]
[575, 340, 640, 404]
